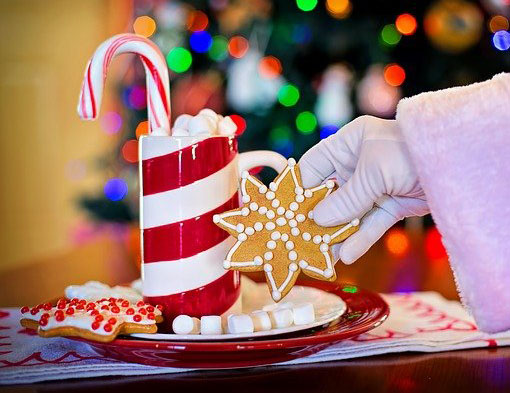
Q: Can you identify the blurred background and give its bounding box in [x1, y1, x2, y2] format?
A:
[0, 0, 509, 305]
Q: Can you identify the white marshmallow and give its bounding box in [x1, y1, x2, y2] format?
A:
[218, 116, 237, 136]
[172, 315, 200, 335]
[188, 114, 216, 135]
[198, 108, 218, 120]
[174, 114, 193, 130]
[250, 310, 272, 332]
[269, 308, 294, 329]
[171, 127, 189, 136]
[292, 303, 315, 325]
[262, 301, 294, 312]
[200, 315, 223, 335]
[227, 314, 254, 334]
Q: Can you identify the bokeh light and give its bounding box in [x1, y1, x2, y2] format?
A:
[278, 84, 300, 107]
[166, 47, 192, 73]
[104, 178, 128, 201]
[270, 126, 294, 157]
[122, 139, 138, 163]
[326, 0, 352, 19]
[384, 64, 406, 86]
[292, 24, 312, 44]
[425, 226, 447, 260]
[296, 0, 318, 12]
[190, 31, 213, 53]
[384, 228, 410, 257]
[296, 111, 317, 134]
[135, 121, 149, 139]
[259, 56, 282, 79]
[228, 36, 249, 58]
[489, 15, 509, 33]
[230, 114, 247, 135]
[208, 36, 229, 61]
[100, 111, 122, 135]
[320, 125, 338, 139]
[187, 10, 209, 32]
[123, 85, 147, 110]
[395, 13, 417, 35]
[493, 30, 510, 51]
[133, 15, 156, 37]
[381, 24, 401, 46]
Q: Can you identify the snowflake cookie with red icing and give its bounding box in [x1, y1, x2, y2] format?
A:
[213, 158, 360, 302]
[20, 298, 163, 343]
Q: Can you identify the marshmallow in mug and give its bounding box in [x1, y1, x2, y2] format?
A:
[172, 109, 237, 137]
[65, 281, 143, 303]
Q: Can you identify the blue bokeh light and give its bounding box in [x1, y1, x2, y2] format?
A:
[493, 30, 510, 51]
[104, 178, 128, 201]
[320, 125, 339, 139]
[292, 24, 312, 44]
[190, 31, 213, 53]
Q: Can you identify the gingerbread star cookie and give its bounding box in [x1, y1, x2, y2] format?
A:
[213, 158, 359, 302]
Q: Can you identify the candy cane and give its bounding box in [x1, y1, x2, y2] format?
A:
[77, 34, 171, 135]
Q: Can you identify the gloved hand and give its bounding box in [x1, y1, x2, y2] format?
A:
[299, 115, 429, 264]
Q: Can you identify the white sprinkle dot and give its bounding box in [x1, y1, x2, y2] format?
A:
[285, 210, 295, 219]
[266, 191, 275, 200]
[223, 260, 231, 269]
[286, 241, 295, 250]
[241, 208, 250, 216]
[288, 158, 296, 166]
[271, 231, 281, 240]
[302, 232, 311, 241]
[276, 217, 287, 226]
[326, 180, 335, 189]
[296, 214, 306, 222]
[265, 222, 276, 230]
[289, 202, 299, 211]
[291, 227, 300, 236]
[254, 222, 263, 231]
[289, 262, 298, 272]
[258, 206, 268, 215]
[245, 227, 255, 235]
[272, 291, 282, 301]
[236, 223, 245, 233]
[313, 235, 322, 244]
[254, 256, 263, 265]
[238, 233, 248, 241]
[324, 268, 334, 278]
[271, 199, 280, 208]
[277, 207, 285, 215]
[266, 240, 277, 250]
[266, 210, 276, 219]
[281, 233, 289, 241]
[264, 263, 273, 272]
[242, 195, 251, 203]
[269, 182, 277, 191]
[308, 211, 314, 219]
[241, 171, 249, 179]
[213, 215, 220, 223]
[351, 218, 360, 226]
[249, 202, 258, 211]
[320, 243, 329, 252]
[264, 252, 274, 261]
[289, 219, 298, 228]
[299, 260, 309, 268]
[296, 195, 305, 203]
[295, 187, 304, 195]
[304, 190, 313, 198]
[323, 234, 331, 244]
[288, 251, 298, 261]
[259, 185, 267, 194]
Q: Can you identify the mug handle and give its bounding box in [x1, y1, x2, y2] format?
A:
[238, 151, 288, 175]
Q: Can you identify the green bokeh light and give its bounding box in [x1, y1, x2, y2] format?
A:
[342, 285, 358, 293]
[296, 0, 318, 12]
[296, 111, 317, 134]
[381, 24, 401, 46]
[208, 36, 229, 62]
[270, 126, 292, 147]
[166, 47, 192, 73]
[278, 84, 300, 107]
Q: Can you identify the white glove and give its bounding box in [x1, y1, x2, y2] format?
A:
[299, 115, 429, 264]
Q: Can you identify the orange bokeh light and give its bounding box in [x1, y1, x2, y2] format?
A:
[489, 15, 509, 33]
[326, 0, 352, 19]
[395, 13, 417, 36]
[133, 16, 157, 38]
[187, 10, 209, 32]
[135, 121, 149, 139]
[122, 139, 139, 163]
[228, 36, 249, 59]
[384, 228, 410, 257]
[384, 64, 406, 87]
[259, 56, 282, 79]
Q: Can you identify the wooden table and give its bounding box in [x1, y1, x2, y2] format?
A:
[1, 231, 509, 392]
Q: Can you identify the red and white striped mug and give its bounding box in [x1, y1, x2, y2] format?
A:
[139, 134, 287, 331]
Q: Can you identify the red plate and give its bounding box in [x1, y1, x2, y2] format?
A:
[69, 282, 389, 369]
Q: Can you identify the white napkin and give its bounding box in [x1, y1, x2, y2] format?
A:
[1, 292, 508, 385]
